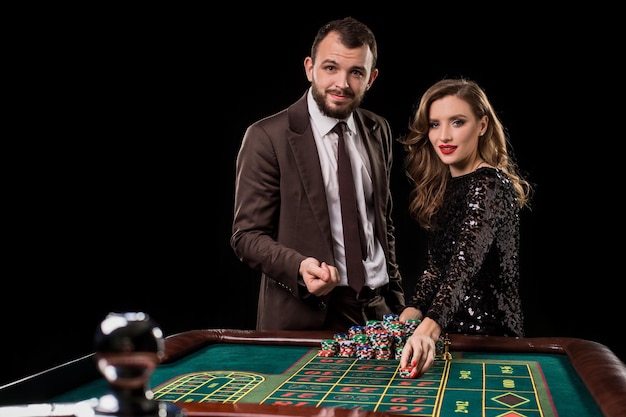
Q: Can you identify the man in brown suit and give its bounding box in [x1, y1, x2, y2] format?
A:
[231, 17, 414, 331]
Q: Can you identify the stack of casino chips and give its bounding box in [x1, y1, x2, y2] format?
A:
[318, 338, 338, 357]
[368, 328, 393, 359]
[365, 319, 384, 336]
[403, 319, 420, 337]
[364, 320, 385, 359]
[348, 325, 366, 338]
[353, 333, 374, 359]
[334, 333, 357, 357]
[382, 313, 399, 324]
[384, 321, 406, 359]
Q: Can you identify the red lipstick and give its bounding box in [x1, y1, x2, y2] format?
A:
[439, 145, 456, 155]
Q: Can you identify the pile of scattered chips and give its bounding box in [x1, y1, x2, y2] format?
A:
[317, 314, 421, 361]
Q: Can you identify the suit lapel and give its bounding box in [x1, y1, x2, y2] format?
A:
[287, 94, 334, 250]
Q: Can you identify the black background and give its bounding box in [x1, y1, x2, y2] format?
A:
[3, 10, 623, 388]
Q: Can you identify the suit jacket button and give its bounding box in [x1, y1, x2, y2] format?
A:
[318, 301, 327, 311]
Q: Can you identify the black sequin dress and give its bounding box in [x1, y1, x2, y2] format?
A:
[408, 167, 524, 337]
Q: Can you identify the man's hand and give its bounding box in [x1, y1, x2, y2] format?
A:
[300, 257, 340, 296]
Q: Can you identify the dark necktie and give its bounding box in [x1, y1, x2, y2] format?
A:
[334, 122, 365, 293]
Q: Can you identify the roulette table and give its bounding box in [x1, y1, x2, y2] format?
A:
[1, 329, 625, 417]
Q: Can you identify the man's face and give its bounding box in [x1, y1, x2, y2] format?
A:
[304, 31, 378, 119]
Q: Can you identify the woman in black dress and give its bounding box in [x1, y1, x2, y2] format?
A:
[398, 78, 533, 378]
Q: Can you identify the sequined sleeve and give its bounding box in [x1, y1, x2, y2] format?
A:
[408, 168, 524, 337]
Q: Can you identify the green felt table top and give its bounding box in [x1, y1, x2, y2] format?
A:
[54, 343, 602, 417]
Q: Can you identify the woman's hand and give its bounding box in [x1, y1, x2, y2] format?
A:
[399, 306, 421, 322]
[399, 317, 441, 378]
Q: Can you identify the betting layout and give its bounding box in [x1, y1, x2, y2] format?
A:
[152, 348, 554, 416]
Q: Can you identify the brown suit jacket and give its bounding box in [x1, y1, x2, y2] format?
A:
[231, 91, 405, 330]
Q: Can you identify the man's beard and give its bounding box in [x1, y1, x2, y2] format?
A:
[311, 83, 363, 119]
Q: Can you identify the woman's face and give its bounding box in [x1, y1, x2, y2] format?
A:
[428, 95, 487, 177]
